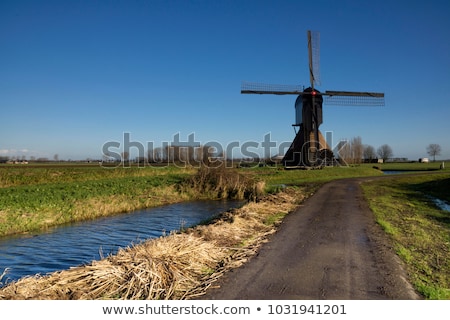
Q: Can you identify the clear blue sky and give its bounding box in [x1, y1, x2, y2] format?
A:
[1, 0, 449, 161]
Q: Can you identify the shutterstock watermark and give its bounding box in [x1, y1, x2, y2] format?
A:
[101, 132, 349, 168]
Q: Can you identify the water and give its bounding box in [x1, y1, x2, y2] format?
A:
[0, 200, 243, 286]
[382, 170, 414, 175]
[429, 197, 450, 211]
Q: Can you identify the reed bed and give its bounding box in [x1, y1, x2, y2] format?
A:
[0, 187, 305, 300]
[183, 165, 265, 200]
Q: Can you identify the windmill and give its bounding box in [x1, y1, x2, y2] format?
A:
[241, 30, 384, 168]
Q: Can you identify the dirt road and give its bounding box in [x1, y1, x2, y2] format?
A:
[198, 178, 420, 299]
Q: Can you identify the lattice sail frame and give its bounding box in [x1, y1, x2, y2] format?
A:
[324, 92, 385, 106]
[241, 82, 385, 106]
[241, 82, 304, 95]
[308, 30, 321, 87]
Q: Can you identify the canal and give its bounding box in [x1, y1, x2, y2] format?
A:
[0, 199, 243, 286]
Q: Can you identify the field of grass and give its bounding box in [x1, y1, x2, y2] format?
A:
[362, 173, 450, 299]
[376, 161, 448, 172]
[253, 164, 383, 187]
[0, 164, 196, 236]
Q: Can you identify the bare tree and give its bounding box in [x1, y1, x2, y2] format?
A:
[151, 147, 166, 162]
[426, 143, 441, 162]
[147, 148, 153, 163]
[336, 137, 363, 164]
[377, 144, 393, 162]
[193, 145, 211, 166]
[363, 145, 376, 161]
[351, 136, 363, 164]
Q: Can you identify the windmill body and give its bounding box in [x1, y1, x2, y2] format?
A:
[241, 31, 384, 168]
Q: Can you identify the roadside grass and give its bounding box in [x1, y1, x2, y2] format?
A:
[362, 173, 450, 299]
[248, 164, 383, 187]
[376, 161, 449, 172]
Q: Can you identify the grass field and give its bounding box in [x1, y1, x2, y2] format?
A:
[0, 164, 196, 236]
[362, 173, 450, 299]
[375, 161, 447, 172]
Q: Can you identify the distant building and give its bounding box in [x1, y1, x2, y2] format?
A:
[419, 158, 429, 163]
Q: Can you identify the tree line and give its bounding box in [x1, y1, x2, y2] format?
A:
[109, 145, 222, 166]
[335, 137, 442, 164]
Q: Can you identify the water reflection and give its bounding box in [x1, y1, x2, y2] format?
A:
[0, 200, 243, 285]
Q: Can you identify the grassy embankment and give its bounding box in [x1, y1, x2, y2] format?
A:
[362, 170, 450, 299]
[0, 165, 197, 237]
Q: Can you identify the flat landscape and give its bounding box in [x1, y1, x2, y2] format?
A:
[0, 162, 449, 299]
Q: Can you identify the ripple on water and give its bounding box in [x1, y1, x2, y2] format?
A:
[0, 200, 243, 285]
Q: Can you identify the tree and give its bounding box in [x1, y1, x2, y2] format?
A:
[337, 136, 364, 164]
[426, 144, 441, 162]
[363, 145, 376, 161]
[377, 144, 393, 162]
[351, 136, 364, 164]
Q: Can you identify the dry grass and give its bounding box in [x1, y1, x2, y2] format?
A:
[0, 187, 305, 300]
[183, 165, 265, 200]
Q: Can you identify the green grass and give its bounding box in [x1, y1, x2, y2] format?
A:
[0, 163, 191, 188]
[0, 174, 186, 209]
[249, 164, 384, 187]
[376, 161, 450, 172]
[0, 164, 194, 236]
[362, 173, 450, 299]
[263, 212, 286, 226]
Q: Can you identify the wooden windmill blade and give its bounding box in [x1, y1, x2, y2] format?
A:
[308, 30, 321, 89]
[323, 90, 385, 106]
[241, 82, 385, 105]
[241, 82, 304, 95]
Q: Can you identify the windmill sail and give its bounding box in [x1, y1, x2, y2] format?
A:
[241, 82, 303, 95]
[241, 82, 385, 106]
[308, 30, 321, 87]
[323, 91, 385, 106]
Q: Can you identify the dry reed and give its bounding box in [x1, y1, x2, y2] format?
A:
[184, 165, 265, 200]
[0, 187, 305, 300]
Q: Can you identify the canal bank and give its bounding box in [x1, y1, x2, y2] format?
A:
[0, 199, 244, 285]
[0, 187, 306, 299]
